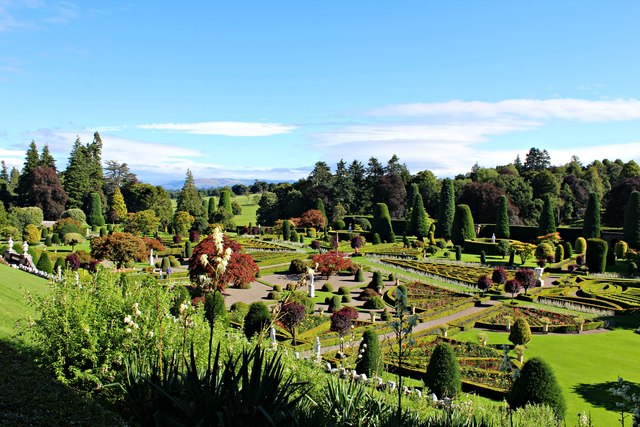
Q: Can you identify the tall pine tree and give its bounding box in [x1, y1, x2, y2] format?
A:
[495, 195, 510, 239]
[110, 186, 128, 223]
[176, 170, 204, 218]
[63, 137, 91, 209]
[17, 141, 40, 203]
[87, 192, 105, 226]
[436, 178, 455, 239]
[582, 192, 601, 238]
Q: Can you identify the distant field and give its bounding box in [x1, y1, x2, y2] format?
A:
[234, 193, 260, 226]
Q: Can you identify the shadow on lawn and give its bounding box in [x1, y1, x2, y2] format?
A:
[573, 380, 640, 412]
[604, 314, 640, 331]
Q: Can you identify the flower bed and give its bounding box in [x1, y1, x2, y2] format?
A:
[380, 259, 493, 285]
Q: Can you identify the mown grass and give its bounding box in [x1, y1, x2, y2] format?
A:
[454, 317, 640, 427]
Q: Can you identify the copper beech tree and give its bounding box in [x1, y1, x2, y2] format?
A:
[188, 228, 259, 292]
[311, 251, 353, 279]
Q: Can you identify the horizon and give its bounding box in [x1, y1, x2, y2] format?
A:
[1, 1, 639, 184]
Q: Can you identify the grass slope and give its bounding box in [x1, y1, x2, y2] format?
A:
[456, 321, 640, 426]
[0, 264, 48, 340]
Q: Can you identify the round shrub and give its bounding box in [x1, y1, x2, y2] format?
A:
[363, 295, 385, 309]
[321, 283, 334, 293]
[358, 288, 379, 301]
[173, 234, 182, 244]
[586, 238, 608, 273]
[338, 286, 350, 296]
[508, 357, 566, 418]
[41, 227, 49, 238]
[23, 224, 41, 245]
[267, 291, 281, 300]
[615, 240, 628, 259]
[230, 301, 249, 316]
[53, 256, 64, 272]
[535, 242, 554, 261]
[424, 342, 461, 398]
[368, 271, 384, 291]
[290, 230, 299, 242]
[289, 259, 308, 274]
[204, 290, 227, 326]
[328, 295, 342, 313]
[509, 317, 532, 345]
[333, 219, 346, 230]
[354, 268, 365, 282]
[273, 284, 282, 292]
[355, 329, 382, 376]
[492, 267, 507, 285]
[243, 302, 271, 339]
[61, 208, 87, 224]
[575, 237, 587, 254]
[342, 295, 351, 303]
[306, 227, 317, 238]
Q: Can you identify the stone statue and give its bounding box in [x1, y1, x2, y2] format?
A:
[57, 265, 62, 280]
[491, 233, 496, 244]
[149, 249, 155, 266]
[22, 240, 28, 254]
[314, 336, 321, 359]
[307, 266, 315, 298]
[7, 237, 13, 252]
[270, 326, 277, 347]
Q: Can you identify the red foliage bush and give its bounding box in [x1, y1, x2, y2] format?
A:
[311, 251, 353, 278]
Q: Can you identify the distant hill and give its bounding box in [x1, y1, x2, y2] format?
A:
[162, 177, 291, 190]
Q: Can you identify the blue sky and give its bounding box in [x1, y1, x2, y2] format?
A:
[1, 1, 639, 184]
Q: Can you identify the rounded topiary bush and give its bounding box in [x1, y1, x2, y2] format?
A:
[184, 241, 193, 258]
[36, 251, 53, 274]
[243, 302, 271, 339]
[615, 240, 628, 259]
[368, 271, 384, 291]
[363, 295, 385, 309]
[509, 317, 532, 345]
[45, 235, 52, 247]
[321, 283, 334, 293]
[355, 329, 382, 376]
[575, 237, 587, 254]
[290, 230, 299, 242]
[554, 244, 564, 263]
[354, 268, 365, 282]
[61, 208, 87, 224]
[508, 357, 566, 418]
[371, 233, 381, 245]
[53, 256, 64, 272]
[333, 219, 346, 230]
[563, 241, 573, 259]
[359, 288, 379, 301]
[161, 256, 171, 271]
[267, 291, 281, 300]
[342, 295, 351, 303]
[328, 295, 342, 313]
[535, 243, 554, 261]
[273, 284, 282, 292]
[338, 286, 350, 296]
[205, 290, 227, 326]
[169, 256, 180, 268]
[424, 342, 461, 398]
[289, 259, 308, 274]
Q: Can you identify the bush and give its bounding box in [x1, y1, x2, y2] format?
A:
[424, 342, 461, 398]
[333, 219, 346, 230]
[355, 329, 382, 376]
[184, 241, 193, 258]
[372, 203, 394, 243]
[44, 235, 53, 247]
[288, 259, 308, 274]
[53, 256, 64, 272]
[615, 240, 629, 259]
[363, 296, 385, 309]
[99, 226, 108, 237]
[452, 204, 476, 246]
[205, 290, 227, 326]
[492, 266, 507, 285]
[290, 230, 299, 242]
[61, 208, 87, 224]
[480, 250, 486, 264]
[342, 295, 351, 303]
[267, 291, 281, 300]
[328, 295, 342, 313]
[368, 271, 384, 291]
[381, 309, 392, 321]
[36, 251, 53, 273]
[41, 227, 49, 238]
[358, 288, 379, 301]
[354, 268, 365, 282]
[586, 238, 608, 273]
[575, 237, 587, 254]
[554, 244, 564, 263]
[306, 227, 317, 238]
[243, 302, 271, 339]
[338, 286, 350, 296]
[321, 283, 334, 293]
[455, 245, 462, 261]
[87, 192, 105, 226]
[508, 357, 566, 418]
[563, 241, 573, 259]
[371, 233, 381, 245]
[23, 223, 41, 245]
[273, 284, 282, 293]
[169, 257, 180, 268]
[535, 242, 554, 260]
[509, 317, 532, 345]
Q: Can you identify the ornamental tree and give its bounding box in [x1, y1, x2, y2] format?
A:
[188, 229, 258, 292]
[582, 192, 601, 239]
[173, 210, 195, 237]
[243, 301, 271, 339]
[299, 209, 326, 229]
[330, 307, 354, 352]
[372, 203, 395, 243]
[125, 209, 160, 236]
[90, 232, 146, 268]
[436, 178, 455, 239]
[509, 317, 532, 345]
[492, 266, 507, 285]
[495, 195, 510, 239]
[87, 192, 105, 227]
[451, 204, 476, 246]
[311, 251, 354, 279]
[624, 191, 640, 249]
[515, 268, 537, 294]
[538, 195, 557, 235]
[279, 301, 306, 346]
[350, 235, 365, 254]
[504, 279, 522, 301]
[476, 274, 492, 294]
[586, 238, 608, 273]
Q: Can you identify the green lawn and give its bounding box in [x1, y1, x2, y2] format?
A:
[0, 264, 48, 341]
[234, 193, 259, 226]
[455, 320, 640, 426]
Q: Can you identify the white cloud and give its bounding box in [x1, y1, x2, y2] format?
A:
[137, 121, 297, 137]
[368, 98, 640, 122]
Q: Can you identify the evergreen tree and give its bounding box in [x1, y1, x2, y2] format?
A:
[218, 189, 232, 215]
[282, 219, 291, 241]
[624, 191, 640, 249]
[452, 204, 476, 246]
[508, 357, 566, 418]
[17, 141, 40, 203]
[110, 187, 128, 223]
[204, 290, 227, 326]
[586, 238, 608, 273]
[424, 342, 461, 398]
[355, 329, 382, 377]
[582, 192, 601, 238]
[63, 137, 91, 209]
[243, 301, 271, 339]
[87, 192, 105, 226]
[87, 132, 106, 197]
[176, 170, 204, 218]
[372, 203, 394, 243]
[495, 195, 510, 239]
[36, 251, 53, 274]
[538, 194, 556, 235]
[436, 178, 455, 239]
[407, 191, 430, 240]
[40, 144, 56, 169]
[315, 198, 328, 227]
